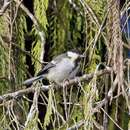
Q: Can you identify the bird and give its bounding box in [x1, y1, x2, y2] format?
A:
[23, 50, 85, 86]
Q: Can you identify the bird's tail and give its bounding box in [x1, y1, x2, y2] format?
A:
[23, 75, 43, 85]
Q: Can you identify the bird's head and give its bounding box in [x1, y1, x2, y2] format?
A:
[67, 50, 85, 62]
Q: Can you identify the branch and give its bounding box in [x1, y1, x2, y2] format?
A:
[1, 35, 48, 65]
[0, 76, 8, 80]
[67, 120, 85, 130]
[25, 86, 40, 127]
[67, 119, 103, 130]
[0, 0, 11, 16]
[0, 87, 35, 104]
[66, 67, 111, 86]
[0, 68, 112, 104]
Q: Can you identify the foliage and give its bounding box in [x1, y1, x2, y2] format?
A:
[46, 0, 85, 58]
[32, 0, 48, 74]
[0, 0, 130, 130]
[15, 10, 27, 85]
[0, 16, 10, 93]
[43, 88, 53, 128]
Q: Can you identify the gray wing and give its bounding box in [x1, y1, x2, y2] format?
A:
[37, 62, 56, 76]
[37, 53, 67, 76]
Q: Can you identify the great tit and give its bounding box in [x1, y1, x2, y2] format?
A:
[23, 50, 84, 85]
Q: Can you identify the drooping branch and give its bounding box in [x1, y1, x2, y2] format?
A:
[13, 0, 45, 63]
[0, 0, 46, 63]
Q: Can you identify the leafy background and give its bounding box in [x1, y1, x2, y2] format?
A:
[0, 0, 130, 130]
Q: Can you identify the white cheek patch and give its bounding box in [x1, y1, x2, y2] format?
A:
[67, 51, 78, 59]
[51, 60, 57, 64]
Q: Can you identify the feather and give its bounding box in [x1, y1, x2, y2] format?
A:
[23, 75, 44, 85]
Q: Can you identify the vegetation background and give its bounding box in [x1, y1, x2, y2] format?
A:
[0, 0, 130, 130]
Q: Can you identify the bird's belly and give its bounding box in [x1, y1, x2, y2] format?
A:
[47, 60, 74, 84]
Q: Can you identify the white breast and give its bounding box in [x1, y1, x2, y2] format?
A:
[47, 58, 75, 84]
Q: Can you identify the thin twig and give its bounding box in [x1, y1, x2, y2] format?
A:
[101, 108, 124, 130]
[67, 119, 85, 130]
[0, 0, 11, 16]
